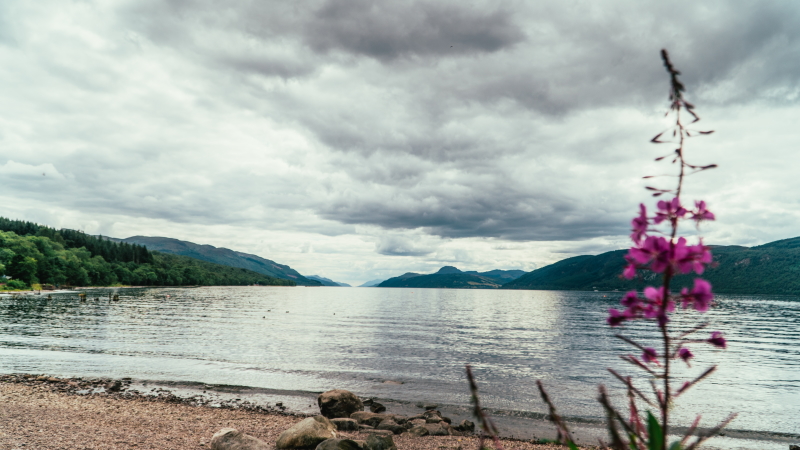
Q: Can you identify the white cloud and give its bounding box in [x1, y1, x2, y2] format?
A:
[1, 0, 799, 285]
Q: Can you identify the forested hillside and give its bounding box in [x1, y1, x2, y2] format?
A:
[377, 266, 524, 289]
[119, 236, 321, 286]
[0, 218, 294, 289]
[504, 238, 800, 295]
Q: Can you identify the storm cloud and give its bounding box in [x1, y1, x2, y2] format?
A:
[2, 0, 800, 284]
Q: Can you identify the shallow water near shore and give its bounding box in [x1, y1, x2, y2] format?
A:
[1, 286, 798, 448]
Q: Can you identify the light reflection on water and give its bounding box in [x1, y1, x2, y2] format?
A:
[0, 287, 798, 436]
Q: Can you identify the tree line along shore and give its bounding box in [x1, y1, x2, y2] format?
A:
[0, 218, 294, 290]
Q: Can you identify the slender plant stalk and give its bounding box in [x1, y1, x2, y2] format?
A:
[467, 49, 733, 450]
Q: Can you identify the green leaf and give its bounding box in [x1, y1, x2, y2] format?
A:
[647, 411, 664, 450]
[568, 441, 580, 450]
[668, 442, 683, 450]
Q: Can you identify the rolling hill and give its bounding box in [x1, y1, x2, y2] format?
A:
[377, 266, 525, 289]
[307, 275, 351, 287]
[120, 236, 322, 286]
[504, 237, 800, 295]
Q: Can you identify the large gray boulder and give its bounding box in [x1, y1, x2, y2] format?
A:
[315, 439, 361, 450]
[276, 416, 337, 449]
[318, 390, 364, 419]
[211, 428, 270, 450]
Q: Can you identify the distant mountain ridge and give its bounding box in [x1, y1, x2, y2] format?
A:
[377, 266, 525, 289]
[120, 236, 322, 286]
[307, 275, 351, 287]
[359, 278, 386, 287]
[504, 236, 800, 295]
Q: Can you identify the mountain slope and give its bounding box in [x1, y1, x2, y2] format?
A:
[377, 266, 523, 289]
[307, 275, 351, 287]
[121, 236, 321, 286]
[359, 278, 386, 287]
[378, 272, 502, 289]
[465, 269, 527, 283]
[504, 239, 800, 295]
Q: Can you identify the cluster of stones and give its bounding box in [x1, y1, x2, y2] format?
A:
[212, 389, 474, 450]
[0, 373, 131, 394]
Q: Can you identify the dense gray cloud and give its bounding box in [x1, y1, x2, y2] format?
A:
[2, 0, 800, 283]
[304, 0, 524, 60]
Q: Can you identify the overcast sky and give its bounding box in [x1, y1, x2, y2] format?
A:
[2, 1, 799, 285]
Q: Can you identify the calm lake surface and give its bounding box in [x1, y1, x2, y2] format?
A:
[1, 287, 798, 441]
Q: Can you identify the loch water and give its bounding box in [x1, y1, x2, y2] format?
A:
[1, 286, 798, 444]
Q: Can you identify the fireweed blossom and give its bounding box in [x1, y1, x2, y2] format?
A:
[610, 204, 722, 339]
[692, 200, 715, 223]
[708, 331, 727, 349]
[612, 199, 719, 317]
[677, 347, 694, 364]
[604, 179, 732, 448]
[596, 50, 735, 450]
[654, 197, 687, 224]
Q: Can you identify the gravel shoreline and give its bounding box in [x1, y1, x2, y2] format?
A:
[0, 374, 571, 450]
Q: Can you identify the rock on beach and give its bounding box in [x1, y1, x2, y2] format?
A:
[211, 428, 271, 450]
[318, 389, 364, 419]
[365, 434, 397, 450]
[276, 416, 338, 449]
[314, 438, 361, 450]
[331, 418, 359, 431]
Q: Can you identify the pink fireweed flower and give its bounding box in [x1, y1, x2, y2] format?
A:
[708, 331, 727, 348]
[692, 200, 715, 223]
[609, 291, 646, 325]
[622, 262, 637, 279]
[680, 279, 714, 312]
[631, 203, 649, 243]
[629, 236, 712, 276]
[654, 197, 687, 224]
[642, 347, 659, 364]
[621, 291, 640, 308]
[643, 286, 674, 326]
[643, 286, 674, 311]
[674, 239, 713, 275]
[607, 308, 629, 327]
[677, 347, 694, 365]
[628, 236, 670, 272]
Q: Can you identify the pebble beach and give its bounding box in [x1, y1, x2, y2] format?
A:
[0, 374, 570, 450]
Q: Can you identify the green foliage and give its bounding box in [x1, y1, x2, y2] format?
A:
[0, 222, 295, 288]
[3, 279, 28, 290]
[0, 217, 153, 265]
[647, 412, 663, 450]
